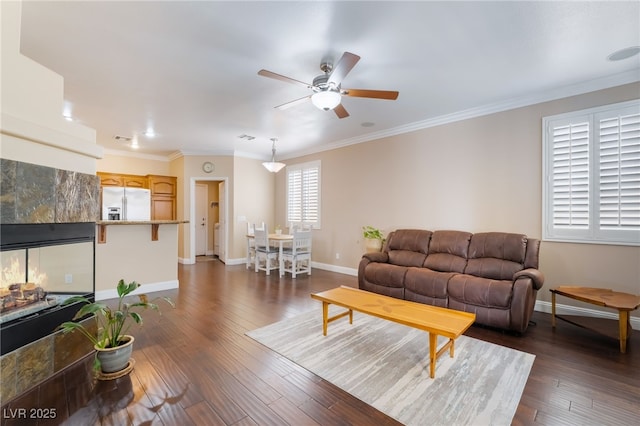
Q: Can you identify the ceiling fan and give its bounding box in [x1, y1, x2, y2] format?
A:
[258, 52, 399, 119]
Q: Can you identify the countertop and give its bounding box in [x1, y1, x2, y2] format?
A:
[96, 220, 189, 225]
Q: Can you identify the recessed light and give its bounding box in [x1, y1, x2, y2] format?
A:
[607, 46, 640, 61]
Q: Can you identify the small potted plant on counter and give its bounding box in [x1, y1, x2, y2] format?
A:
[362, 225, 385, 252]
[59, 279, 174, 377]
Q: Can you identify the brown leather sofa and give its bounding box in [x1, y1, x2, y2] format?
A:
[358, 229, 544, 333]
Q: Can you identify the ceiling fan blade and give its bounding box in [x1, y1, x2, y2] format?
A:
[275, 95, 311, 110]
[334, 103, 349, 119]
[258, 69, 311, 89]
[327, 52, 360, 85]
[343, 88, 399, 100]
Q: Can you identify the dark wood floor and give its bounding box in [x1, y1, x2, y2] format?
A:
[2, 258, 639, 425]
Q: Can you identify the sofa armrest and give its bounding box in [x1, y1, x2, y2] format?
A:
[362, 251, 389, 263]
[513, 268, 544, 290]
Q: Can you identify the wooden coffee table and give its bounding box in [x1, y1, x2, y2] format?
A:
[310, 286, 476, 378]
[550, 286, 640, 353]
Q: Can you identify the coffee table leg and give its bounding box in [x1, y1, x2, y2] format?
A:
[322, 301, 329, 336]
[429, 332, 436, 379]
[619, 310, 629, 353]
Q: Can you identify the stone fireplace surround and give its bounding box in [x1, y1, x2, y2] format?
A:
[0, 158, 100, 403]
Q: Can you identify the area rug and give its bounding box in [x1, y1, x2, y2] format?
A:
[246, 305, 534, 426]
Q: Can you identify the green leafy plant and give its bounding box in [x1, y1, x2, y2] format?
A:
[362, 225, 385, 242]
[59, 279, 174, 350]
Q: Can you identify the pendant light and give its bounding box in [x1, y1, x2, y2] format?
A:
[263, 138, 286, 173]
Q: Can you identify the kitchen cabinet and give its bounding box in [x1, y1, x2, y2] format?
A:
[97, 172, 177, 220]
[148, 175, 177, 220]
[97, 172, 148, 188]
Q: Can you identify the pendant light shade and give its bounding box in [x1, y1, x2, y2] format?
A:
[311, 90, 341, 111]
[263, 138, 286, 173]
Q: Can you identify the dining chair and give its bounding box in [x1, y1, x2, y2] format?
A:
[246, 222, 265, 269]
[254, 227, 279, 275]
[280, 229, 312, 278]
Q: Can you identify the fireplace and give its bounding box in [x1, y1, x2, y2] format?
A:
[0, 223, 95, 355]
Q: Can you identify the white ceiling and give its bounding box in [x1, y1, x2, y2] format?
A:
[18, 1, 640, 161]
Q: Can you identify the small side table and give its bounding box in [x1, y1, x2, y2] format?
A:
[550, 286, 640, 353]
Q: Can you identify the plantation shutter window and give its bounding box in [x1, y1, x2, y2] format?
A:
[287, 161, 321, 228]
[543, 100, 640, 246]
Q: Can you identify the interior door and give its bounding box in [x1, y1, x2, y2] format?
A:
[195, 184, 208, 256]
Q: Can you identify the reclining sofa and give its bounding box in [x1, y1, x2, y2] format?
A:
[358, 229, 544, 333]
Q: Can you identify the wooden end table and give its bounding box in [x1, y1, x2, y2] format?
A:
[550, 286, 640, 353]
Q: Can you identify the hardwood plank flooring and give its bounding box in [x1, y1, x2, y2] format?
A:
[2, 258, 638, 425]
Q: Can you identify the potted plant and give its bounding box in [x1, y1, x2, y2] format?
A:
[59, 279, 174, 375]
[362, 225, 385, 252]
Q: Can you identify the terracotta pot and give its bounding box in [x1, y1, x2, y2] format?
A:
[95, 335, 134, 373]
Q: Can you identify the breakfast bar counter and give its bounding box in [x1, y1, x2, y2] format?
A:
[96, 220, 188, 244]
[94, 221, 187, 299]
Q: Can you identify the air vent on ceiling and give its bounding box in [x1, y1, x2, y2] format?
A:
[113, 135, 133, 143]
[238, 134, 256, 141]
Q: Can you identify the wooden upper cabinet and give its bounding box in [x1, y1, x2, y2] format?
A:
[97, 172, 124, 187]
[123, 175, 148, 188]
[97, 172, 148, 188]
[148, 175, 177, 196]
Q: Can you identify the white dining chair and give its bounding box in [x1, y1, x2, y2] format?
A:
[280, 229, 312, 278]
[246, 222, 265, 269]
[254, 227, 279, 275]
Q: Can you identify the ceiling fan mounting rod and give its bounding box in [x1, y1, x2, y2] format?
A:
[319, 61, 333, 74]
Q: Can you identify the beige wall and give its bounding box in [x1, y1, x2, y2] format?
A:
[96, 152, 171, 175]
[0, 0, 100, 173]
[232, 156, 276, 259]
[277, 82, 640, 318]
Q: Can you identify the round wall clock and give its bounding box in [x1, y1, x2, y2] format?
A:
[202, 161, 214, 173]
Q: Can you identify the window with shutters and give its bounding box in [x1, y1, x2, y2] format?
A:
[542, 99, 640, 246]
[286, 160, 321, 229]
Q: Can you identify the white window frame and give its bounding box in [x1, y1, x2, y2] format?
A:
[286, 160, 321, 229]
[542, 99, 640, 246]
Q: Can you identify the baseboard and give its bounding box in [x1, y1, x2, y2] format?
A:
[310, 261, 358, 276]
[535, 300, 640, 330]
[95, 280, 179, 301]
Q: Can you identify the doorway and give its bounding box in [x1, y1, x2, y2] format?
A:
[191, 177, 227, 264]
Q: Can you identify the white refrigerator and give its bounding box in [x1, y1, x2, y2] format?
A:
[101, 187, 151, 221]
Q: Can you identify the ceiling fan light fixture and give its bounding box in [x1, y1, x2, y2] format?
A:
[263, 138, 286, 173]
[311, 90, 341, 111]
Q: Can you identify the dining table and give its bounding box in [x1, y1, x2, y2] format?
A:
[246, 232, 293, 275]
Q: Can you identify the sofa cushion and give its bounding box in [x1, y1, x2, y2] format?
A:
[465, 232, 526, 280]
[448, 274, 513, 308]
[404, 268, 453, 307]
[423, 230, 471, 273]
[363, 262, 407, 289]
[388, 250, 427, 267]
[387, 229, 432, 253]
